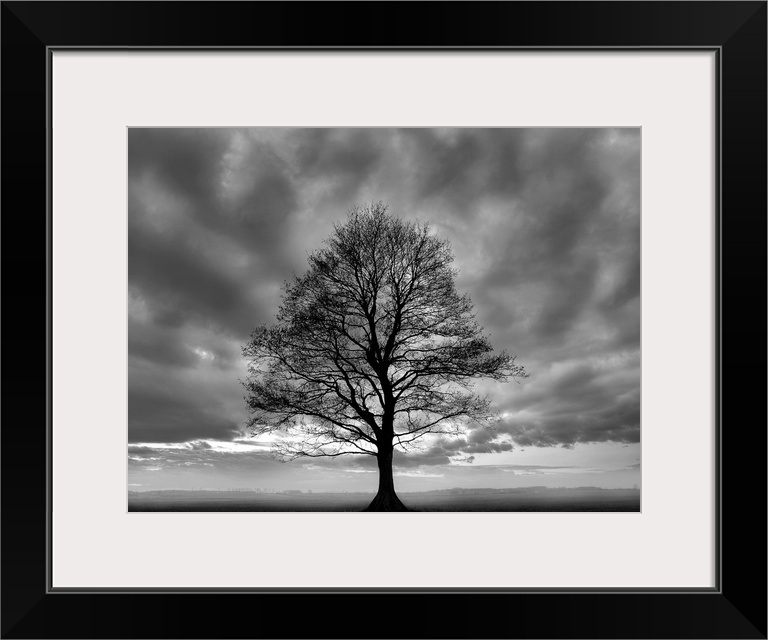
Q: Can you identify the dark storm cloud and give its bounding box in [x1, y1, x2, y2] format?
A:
[129, 127, 640, 456]
[129, 129, 298, 257]
[128, 385, 241, 443]
[129, 357, 244, 442]
[421, 428, 517, 458]
[127, 445, 159, 456]
[129, 222, 251, 334]
[294, 129, 386, 202]
[497, 358, 641, 447]
[458, 130, 640, 350]
[128, 317, 198, 368]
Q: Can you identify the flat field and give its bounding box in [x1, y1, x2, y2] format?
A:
[128, 488, 640, 512]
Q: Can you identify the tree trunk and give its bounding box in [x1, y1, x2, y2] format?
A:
[364, 446, 408, 512]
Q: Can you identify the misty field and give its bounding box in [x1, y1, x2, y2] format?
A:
[128, 487, 640, 512]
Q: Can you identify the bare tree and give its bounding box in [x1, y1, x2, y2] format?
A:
[242, 203, 528, 511]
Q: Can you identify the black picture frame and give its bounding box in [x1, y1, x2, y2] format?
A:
[2, 2, 765, 638]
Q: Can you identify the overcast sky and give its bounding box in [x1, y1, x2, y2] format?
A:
[128, 128, 641, 492]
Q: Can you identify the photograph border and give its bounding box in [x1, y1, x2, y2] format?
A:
[3, 2, 765, 638]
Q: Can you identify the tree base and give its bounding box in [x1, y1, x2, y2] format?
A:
[363, 490, 409, 512]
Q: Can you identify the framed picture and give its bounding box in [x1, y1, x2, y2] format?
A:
[3, 2, 765, 638]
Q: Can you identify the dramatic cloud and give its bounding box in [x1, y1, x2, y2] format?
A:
[128, 128, 640, 489]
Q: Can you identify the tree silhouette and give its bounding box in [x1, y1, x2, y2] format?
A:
[242, 203, 528, 511]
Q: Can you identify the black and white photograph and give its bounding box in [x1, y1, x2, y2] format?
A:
[128, 127, 641, 512]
